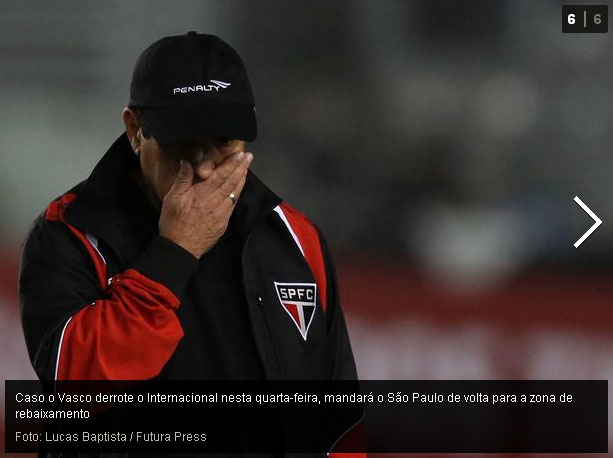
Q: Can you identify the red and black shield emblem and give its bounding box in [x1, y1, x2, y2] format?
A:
[274, 282, 317, 340]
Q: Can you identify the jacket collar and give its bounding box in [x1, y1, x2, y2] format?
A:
[64, 133, 281, 265]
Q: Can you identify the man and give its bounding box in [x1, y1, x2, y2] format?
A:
[20, 31, 358, 385]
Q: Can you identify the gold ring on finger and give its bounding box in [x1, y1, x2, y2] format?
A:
[227, 192, 237, 205]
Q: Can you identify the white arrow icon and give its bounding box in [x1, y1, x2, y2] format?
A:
[574, 196, 602, 248]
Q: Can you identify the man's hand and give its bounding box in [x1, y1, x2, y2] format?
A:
[159, 151, 253, 258]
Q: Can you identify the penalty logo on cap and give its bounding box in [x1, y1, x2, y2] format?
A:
[274, 282, 317, 340]
[173, 79, 232, 94]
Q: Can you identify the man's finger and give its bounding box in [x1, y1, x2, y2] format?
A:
[214, 174, 249, 229]
[195, 152, 251, 195]
[223, 171, 248, 207]
[218, 153, 252, 196]
[201, 151, 248, 190]
[168, 160, 194, 195]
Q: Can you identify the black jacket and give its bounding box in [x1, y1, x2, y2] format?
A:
[19, 134, 358, 383]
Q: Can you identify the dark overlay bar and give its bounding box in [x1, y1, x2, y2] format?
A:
[4, 380, 607, 453]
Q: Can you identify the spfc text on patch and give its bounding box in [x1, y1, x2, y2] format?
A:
[274, 282, 317, 340]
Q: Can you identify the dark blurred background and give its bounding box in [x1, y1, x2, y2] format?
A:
[1, 1, 611, 456]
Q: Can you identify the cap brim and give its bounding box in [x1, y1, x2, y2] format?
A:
[141, 105, 257, 144]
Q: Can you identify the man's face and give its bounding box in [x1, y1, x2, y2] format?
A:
[123, 108, 246, 202]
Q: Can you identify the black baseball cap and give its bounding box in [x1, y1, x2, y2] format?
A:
[128, 32, 257, 143]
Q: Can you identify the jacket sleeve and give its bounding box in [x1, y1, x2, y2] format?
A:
[19, 215, 198, 381]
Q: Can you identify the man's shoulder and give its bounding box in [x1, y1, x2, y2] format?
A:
[23, 181, 88, 249]
[42, 181, 87, 222]
[269, 200, 330, 262]
[273, 201, 322, 238]
[21, 194, 93, 281]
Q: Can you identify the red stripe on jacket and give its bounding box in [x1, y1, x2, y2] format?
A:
[45, 193, 184, 380]
[278, 202, 328, 312]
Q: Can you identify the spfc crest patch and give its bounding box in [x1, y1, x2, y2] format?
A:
[274, 282, 317, 340]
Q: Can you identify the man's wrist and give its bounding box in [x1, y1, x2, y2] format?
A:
[131, 235, 199, 299]
[159, 231, 203, 259]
